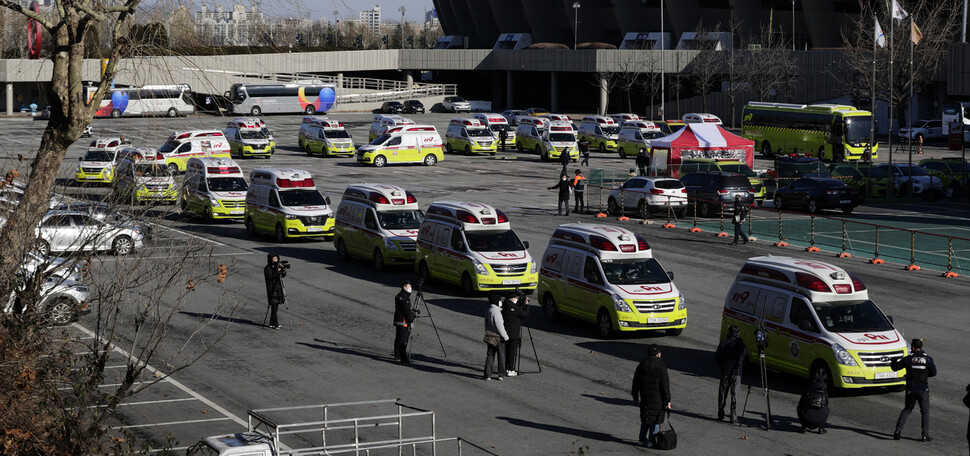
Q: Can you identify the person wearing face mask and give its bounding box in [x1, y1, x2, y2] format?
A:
[393, 280, 417, 365]
[548, 173, 573, 216]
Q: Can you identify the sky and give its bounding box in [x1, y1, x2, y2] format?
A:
[310, 0, 437, 23]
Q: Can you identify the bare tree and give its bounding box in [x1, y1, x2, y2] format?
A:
[686, 23, 724, 113]
[744, 21, 798, 103]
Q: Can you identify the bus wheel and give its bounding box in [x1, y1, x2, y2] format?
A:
[167, 108, 178, 118]
[596, 309, 615, 338]
[304, 105, 315, 115]
[761, 141, 772, 157]
[250, 106, 262, 116]
[110, 109, 122, 118]
[373, 155, 387, 167]
[423, 154, 437, 166]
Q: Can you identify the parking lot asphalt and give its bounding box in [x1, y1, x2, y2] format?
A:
[3, 113, 970, 455]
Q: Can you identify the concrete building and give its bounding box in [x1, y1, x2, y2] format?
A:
[360, 5, 382, 35]
[425, 9, 439, 29]
[195, 4, 263, 46]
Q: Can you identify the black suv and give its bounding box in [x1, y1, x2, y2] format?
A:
[380, 101, 404, 114]
[403, 99, 425, 114]
[680, 171, 754, 217]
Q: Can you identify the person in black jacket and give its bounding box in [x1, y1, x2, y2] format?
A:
[548, 173, 573, 216]
[715, 325, 747, 424]
[892, 338, 938, 441]
[730, 195, 749, 245]
[498, 128, 508, 152]
[632, 344, 671, 448]
[393, 280, 416, 364]
[502, 293, 530, 376]
[797, 381, 830, 434]
[635, 148, 650, 176]
[263, 253, 286, 329]
[559, 147, 572, 174]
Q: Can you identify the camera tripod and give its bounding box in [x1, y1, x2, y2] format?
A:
[513, 287, 542, 374]
[407, 280, 446, 357]
[741, 333, 772, 430]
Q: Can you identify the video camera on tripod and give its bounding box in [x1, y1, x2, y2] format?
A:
[275, 260, 291, 271]
[754, 327, 768, 353]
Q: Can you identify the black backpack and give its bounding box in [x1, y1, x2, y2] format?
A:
[806, 389, 826, 409]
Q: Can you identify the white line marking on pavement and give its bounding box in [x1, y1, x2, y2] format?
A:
[91, 397, 197, 408]
[112, 417, 232, 429]
[151, 224, 227, 247]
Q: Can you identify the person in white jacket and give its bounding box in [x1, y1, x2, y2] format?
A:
[483, 294, 510, 380]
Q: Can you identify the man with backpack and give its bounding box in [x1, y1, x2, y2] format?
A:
[797, 381, 830, 434]
[572, 169, 587, 214]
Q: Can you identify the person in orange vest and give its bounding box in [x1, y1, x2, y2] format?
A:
[572, 169, 587, 214]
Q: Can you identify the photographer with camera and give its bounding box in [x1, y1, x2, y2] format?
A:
[393, 280, 417, 365]
[502, 293, 530, 376]
[715, 325, 747, 424]
[263, 253, 288, 330]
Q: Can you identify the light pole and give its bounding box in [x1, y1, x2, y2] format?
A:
[399, 6, 406, 48]
[791, 1, 796, 51]
[660, 0, 664, 121]
[572, 2, 580, 50]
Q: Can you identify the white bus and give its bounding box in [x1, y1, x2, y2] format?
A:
[225, 83, 337, 116]
[89, 84, 194, 118]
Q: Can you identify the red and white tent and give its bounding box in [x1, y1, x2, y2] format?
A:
[649, 123, 754, 177]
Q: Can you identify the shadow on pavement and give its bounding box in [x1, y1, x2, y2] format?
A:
[496, 416, 630, 445]
[179, 311, 266, 329]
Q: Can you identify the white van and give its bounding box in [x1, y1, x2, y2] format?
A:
[578, 115, 621, 153]
[538, 223, 686, 338]
[609, 113, 641, 123]
[616, 120, 666, 158]
[157, 130, 232, 174]
[683, 112, 723, 125]
[74, 137, 132, 184]
[537, 121, 579, 161]
[720, 256, 908, 390]
[244, 168, 335, 241]
[416, 201, 538, 295]
[181, 157, 248, 221]
[113, 150, 176, 204]
[445, 118, 496, 155]
[334, 184, 425, 270]
[472, 112, 516, 146]
[356, 125, 443, 167]
[298, 116, 354, 157]
[225, 118, 274, 158]
[368, 114, 415, 141]
[513, 117, 548, 152]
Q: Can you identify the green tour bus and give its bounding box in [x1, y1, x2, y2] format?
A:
[741, 102, 878, 162]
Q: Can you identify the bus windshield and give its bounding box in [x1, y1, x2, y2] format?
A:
[377, 210, 425, 230]
[207, 177, 248, 192]
[279, 189, 327, 207]
[601, 258, 670, 285]
[240, 130, 268, 140]
[843, 117, 871, 144]
[82, 150, 112, 162]
[813, 300, 893, 333]
[465, 230, 524, 252]
[324, 129, 351, 139]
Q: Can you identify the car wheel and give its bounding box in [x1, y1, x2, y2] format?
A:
[607, 197, 619, 215]
[516, 142, 523, 153]
[179, 197, 188, 213]
[250, 106, 262, 116]
[542, 293, 559, 321]
[535, 145, 543, 159]
[699, 202, 714, 218]
[423, 154, 437, 166]
[599, 143, 606, 153]
[335, 238, 349, 261]
[811, 361, 834, 391]
[637, 200, 649, 219]
[36, 239, 51, 257]
[304, 105, 315, 115]
[245, 218, 256, 237]
[618, 147, 625, 159]
[841, 206, 854, 215]
[373, 155, 387, 168]
[464, 145, 471, 156]
[275, 224, 285, 243]
[110, 109, 122, 118]
[808, 198, 818, 213]
[596, 309, 614, 339]
[761, 141, 772, 157]
[666, 328, 683, 336]
[460, 272, 475, 296]
[45, 297, 76, 326]
[167, 163, 179, 175]
[371, 248, 387, 271]
[112, 235, 134, 255]
[418, 261, 432, 285]
[445, 143, 452, 154]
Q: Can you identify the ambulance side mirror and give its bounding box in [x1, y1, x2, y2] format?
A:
[522, 241, 530, 250]
[667, 271, 674, 281]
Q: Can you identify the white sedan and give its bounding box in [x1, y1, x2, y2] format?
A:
[35, 210, 145, 256]
[608, 177, 688, 217]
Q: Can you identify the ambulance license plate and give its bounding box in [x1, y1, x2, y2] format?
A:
[839, 200, 851, 204]
[307, 227, 323, 232]
[229, 210, 244, 215]
[875, 371, 897, 379]
[502, 279, 521, 285]
[648, 317, 669, 324]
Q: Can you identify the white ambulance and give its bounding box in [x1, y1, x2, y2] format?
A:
[367, 114, 415, 141]
[513, 116, 548, 152]
[416, 201, 538, 295]
[298, 116, 354, 157]
[225, 118, 275, 158]
[536, 121, 579, 161]
[334, 184, 424, 270]
[156, 130, 232, 174]
[616, 120, 665, 158]
[578, 115, 621, 153]
[720, 256, 908, 389]
[113, 150, 177, 204]
[356, 125, 443, 167]
[74, 137, 131, 184]
[444, 118, 496, 155]
[472, 112, 516, 146]
[683, 112, 723, 125]
[609, 113, 641, 123]
[181, 157, 248, 221]
[538, 223, 686, 338]
[244, 168, 335, 241]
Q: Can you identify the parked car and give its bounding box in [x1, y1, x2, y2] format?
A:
[918, 157, 969, 198]
[774, 177, 860, 214]
[829, 163, 890, 198]
[607, 176, 688, 218]
[525, 107, 550, 117]
[380, 101, 404, 114]
[35, 210, 146, 256]
[679, 171, 754, 217]
[442, 96, 471, 113]
[899, 119, 943, 142]
[876, 163, 943, 197]
[501, 110, 528, 126]
[52, 202, 153, 240]
[4, 276, 90, 325]
[403, 99, 425, 114]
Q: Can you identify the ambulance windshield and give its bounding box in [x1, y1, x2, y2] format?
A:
[279, 189, 327, 207]
[600, 258, 670, 285]
[465, 230, 524, 252]
[207, 177, 248, 192]
[378, 210, 425, 229]
[813, 300, 893, 333]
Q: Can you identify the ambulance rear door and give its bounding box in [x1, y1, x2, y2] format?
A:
[757, 289, 793, 372]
